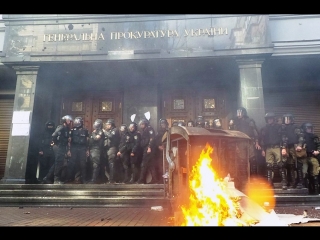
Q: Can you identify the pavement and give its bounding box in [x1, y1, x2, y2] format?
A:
[1, 205, 320, 226]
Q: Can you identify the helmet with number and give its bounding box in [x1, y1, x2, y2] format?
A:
[282, 113, 294, 125]
[105, 118, 116, 127]
[93, 119, 103, 130]
[213, 118, 222, 129]
[302, 122, 313, 133]
[177, 121, 186, 127]
[187, 120, 195, 127]
[128, 122, 138, 132]
[195, 116, 205, 128]
[120, 124, 127, 133]
[73, 117, 83, 128]
[139, 118, 149, 128]
[159, 118, 169, 128]
[45, 120, 55, 133]
[264, 112, 276, 123]
[236, 107, 247, 118]
[61, 115, 73, 124]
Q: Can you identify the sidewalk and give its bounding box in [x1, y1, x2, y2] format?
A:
[1, 205, 320, 226]
[0, 207, 174, 226]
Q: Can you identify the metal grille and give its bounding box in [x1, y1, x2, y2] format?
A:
[264, 91, 320, 136]
[0, 98, 14, 178]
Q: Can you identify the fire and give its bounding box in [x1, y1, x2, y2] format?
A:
[180, 143, 255, 226]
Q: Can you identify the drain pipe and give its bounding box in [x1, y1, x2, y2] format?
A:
[165, 129, 175, 198]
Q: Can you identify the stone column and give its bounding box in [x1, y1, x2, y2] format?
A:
[1, 66, 39, 184]
[235, 58, 265, 130]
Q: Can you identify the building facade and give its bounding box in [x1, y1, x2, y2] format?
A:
[0, 14, 320, 183]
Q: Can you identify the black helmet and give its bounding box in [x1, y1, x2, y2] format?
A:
[159, 118, 169, 128]
[172, 121, 179, 126]
[213, 118, 222, 129]
[106, 118, 116, 127]
[195, 116, 205, 128]
[139, 118, 149, 126]
[73, 117, 83, 128]
[120, 124, 127, 132]
[177, 121, 186, 127]
[45, 120, 55, 132]
[128, 122, 138, 132]
[302, 122, 313, 133]
[236, 107, 247, 118]
[61, 115, 73, 124]
[282, 113, 294, 124]
[93, 119, 103, 130]
[187, 120, 195, 127]
[264, 112, 276, 123]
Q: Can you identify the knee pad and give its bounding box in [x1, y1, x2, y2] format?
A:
[266, 163, 273, 170]
[278, 161, 285, 168]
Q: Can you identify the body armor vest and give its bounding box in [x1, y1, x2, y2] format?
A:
[305, 133, 317, 153]
[261, 124, 282, 146]
[53, 125, 69, 146]
[71, 128, 88, 145]
[282, 124, 299, 145]
[234, 118, 255, 138]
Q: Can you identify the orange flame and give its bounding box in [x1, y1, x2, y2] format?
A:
[181, 143, 244, 226]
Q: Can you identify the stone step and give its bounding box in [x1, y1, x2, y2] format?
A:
[0, 183, 170, 208]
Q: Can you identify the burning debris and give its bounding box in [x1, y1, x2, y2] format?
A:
[178, 143, 286, 226]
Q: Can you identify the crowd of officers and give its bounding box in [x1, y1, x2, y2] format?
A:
[38, 116, 169, 185]
[36, 108, 320, 195]
[227, 107, 320, 195]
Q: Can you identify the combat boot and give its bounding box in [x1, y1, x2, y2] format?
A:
[123, 169, 130, 184]
[267, 169, 274, 188]
[129, 165, 138, 184]
[136, 166, 147, 184]
[296, 168, 304, 189]
[279, 168, 288, 190]
[313, 176, 319, 195]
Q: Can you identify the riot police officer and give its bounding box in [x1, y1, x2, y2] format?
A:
[38, 120, 55, 181]
[228, 107, 261, 177]
[195, 116, 205, 128]
[119, 124, 127, 138]
[52, 115, 73, 184]
[87, 119, 105, 184]
[66, 117, 89, 184]
[281, 113, 305, 189]
[103, 119, 121, 184]
[300, 122, 320, 194]
[136, 118, 155, 184]
[153, 118, 169, 183]
[187, 120, 195, 127]
[117, 122, 142, 183]
[260, 112, 283, 188]
[212, 118, 223, 129]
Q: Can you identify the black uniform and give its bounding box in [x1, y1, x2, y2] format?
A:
[152, 118, 169, 184]
[52, 121, 71, 184]
[137, 119, 155, 184]
[118, 124, 142, 183]
[228, 107, 260, 176]
[281, 114, 304, 188]
[301, 123, 320, 194]
[88, 119, 105, 184]
[103, 125, 121, 183]
[259, 113, 283, 188]
[67, 124, 89, 183]
[38, 120, 55, 181]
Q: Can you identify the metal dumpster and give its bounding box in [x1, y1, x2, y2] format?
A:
[162, 126, 252, 211]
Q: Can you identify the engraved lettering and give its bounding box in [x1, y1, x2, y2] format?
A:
[110, 32, 117, 40]
[98, 33, 105, 40]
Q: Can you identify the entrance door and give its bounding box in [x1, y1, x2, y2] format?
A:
[61, 91, 123, 132]
[161, 87, 227, 128]
[161, 88, 196, 126]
